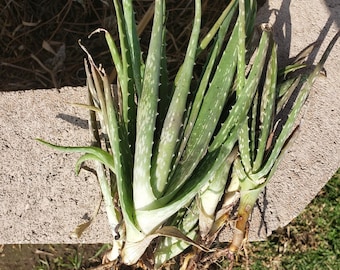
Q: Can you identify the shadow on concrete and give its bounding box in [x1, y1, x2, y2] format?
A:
[254, 0, 340, 239]
[306, 0, 340, 65]
[324, 0, 340, 28]
[56, 113, 88, 130]
[257, 0, 339, 66]
[256, 0, 292, 67]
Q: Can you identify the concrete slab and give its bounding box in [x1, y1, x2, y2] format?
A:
[1, 88, 112, 243]
[1, 0, 339, 244]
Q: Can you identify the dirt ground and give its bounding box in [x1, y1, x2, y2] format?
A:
[0, 0, 235, 91]
[0, 244, 105, 269]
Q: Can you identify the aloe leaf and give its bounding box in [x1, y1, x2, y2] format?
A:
[136, 147, 221, 234]
[154, 202, 199, 267]
[122, 224, 208, 266]
[275, 43, 318, 111]
[199, 147, 238, 238]
[36, 139, 115, 172]
[133, 0, 165, 209]
[249, 91, 258, 162]
[210, 26, 272, 151]
[96, 64, 140, 243]
[88, 97, 124, 251]
[276, 76, 301, 112]
[83, 44, 139, 242]
[267, 127, 301, 183]
[122, 0, 143, 98]
[103, 33, 137, 145]
[112, 0, 131, 122]
[84, 57, 115, 157]
[197, 0, 237, 53]
[98, 29, 123, 81]
[85, 70, 123, 244]
[152, 0, 202, 197]
[252, 30, 340, 180]
[88, 59, 109, 127]
[156, 226, 209, 252]
[237, 0, 247, 93]
[134, 128, 238, 236]
[74, 153, 102, 174]
[278, 41, 317, 79]
[121, 233, 157, 265]
[175, 3, 238, 168]
[167, 20, 239, 195]
[238, 119, 252, 173]
[154, 12, 170, 142]
[105, 0, 137, 147]
[154, 228, 197, 267]
[83, 57, 100, 109]
[83, 157, 121, 234]
[171, 0, 237, 161]
[252, 43, 278, 171]
[37, 138, 123, 244]
[236, 2, 255, 172]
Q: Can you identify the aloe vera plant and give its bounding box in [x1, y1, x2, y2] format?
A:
[227, 30, 339, 258]
[38, 0, 339, 268]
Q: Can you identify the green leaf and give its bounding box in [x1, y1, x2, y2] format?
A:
[252, 42, 278, 172]
[154, 202, 199, 267]
[133, 0, 165, 209]
[151, 0, 202, 197]
[36, 139, 115, 173]
[210, 26, 272, 151]
[252, 30, 340, 180]
[167, 19, 239, 195]
[199, 147, 238, 237]
[122, 0, 143, 98]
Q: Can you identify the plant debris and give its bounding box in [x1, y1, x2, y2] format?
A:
[1, 0, 256, 91]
